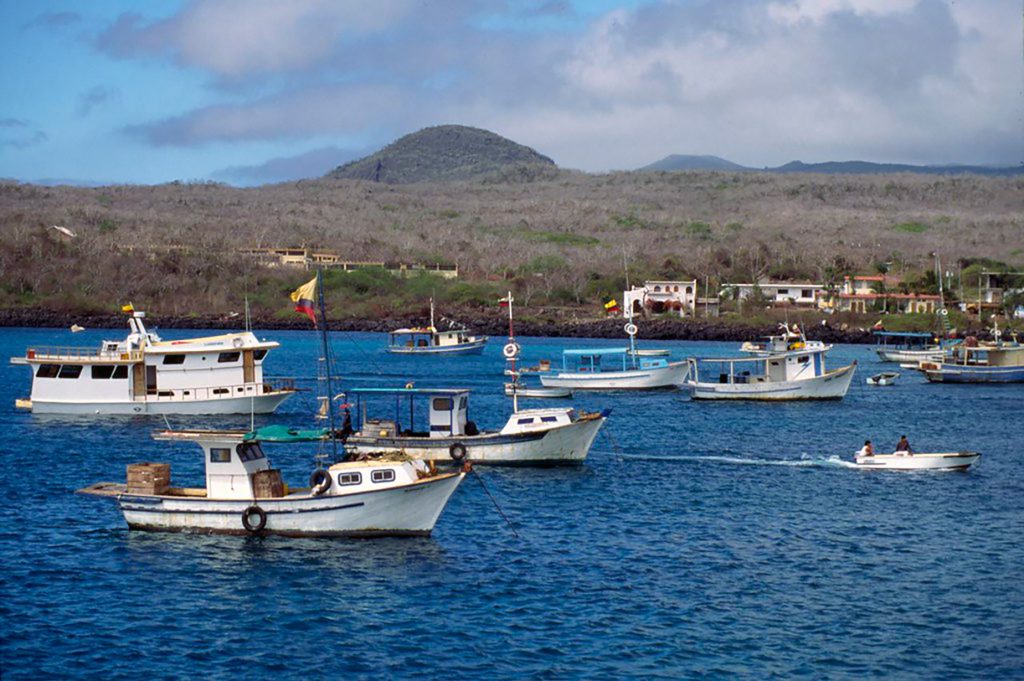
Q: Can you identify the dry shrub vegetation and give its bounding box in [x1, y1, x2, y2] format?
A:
[0, 170, 1021, 319]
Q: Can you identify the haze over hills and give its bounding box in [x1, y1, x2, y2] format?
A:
[326, 125, 556, 184]
[640, 155, 1024, 176]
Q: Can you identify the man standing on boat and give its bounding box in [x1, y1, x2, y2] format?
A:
[895, 435, 912, 454]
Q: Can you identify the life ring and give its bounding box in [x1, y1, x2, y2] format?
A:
[232, 337, 244, 348]
[624, 323, 638, 336]
[939, 308, 949, 316]
[241, 505, 267, 533]
[502, 342, 520, 358]
[449, 442, 468, 462]
[309, 469, 332, 495]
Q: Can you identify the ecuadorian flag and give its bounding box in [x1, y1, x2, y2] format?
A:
[290, 276, 318, 326]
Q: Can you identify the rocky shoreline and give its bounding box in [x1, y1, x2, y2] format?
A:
[0, 308, 888, 343]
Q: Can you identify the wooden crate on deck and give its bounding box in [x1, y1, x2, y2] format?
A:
[126, 462, 170, 495]
[252, 469, 285, 498]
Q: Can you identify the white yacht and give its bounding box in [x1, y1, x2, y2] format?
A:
[10, 309, 295, 414]
[78, 428, 464, 537]
[343, 387, 608, 466]
[685, 347, 856, 400]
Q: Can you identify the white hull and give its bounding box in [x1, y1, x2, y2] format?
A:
[876, 348, 943, 363]
[386, 339, 487, 355]
[539, 361, 688, 390]
[117, 473, 463, 536]
[346, 416, 605, 466]
[866, 372, 899, 386]
[688, 363, 856, 400]
[504, 384, 572, 398]
[854, 452, 979, 471]
[28, 390, 293, 415]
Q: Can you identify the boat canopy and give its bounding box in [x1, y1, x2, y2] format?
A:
[872, 331, 934, 339]
[243, 425, 330, 442]
[563, 347, 631, 356]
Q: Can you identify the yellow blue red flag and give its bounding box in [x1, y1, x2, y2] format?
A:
[290, 276, 318, 326]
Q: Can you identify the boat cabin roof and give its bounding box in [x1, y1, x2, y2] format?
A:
[693, 347, 826, 364]
[563, 347, 631, 357]
[389, 327, 436, 335]
[347, 387, 470, 397]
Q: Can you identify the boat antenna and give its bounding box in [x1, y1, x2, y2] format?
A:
[316, 268, 338, 462]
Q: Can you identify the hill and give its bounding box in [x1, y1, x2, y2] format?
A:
[640, 154, 750, 172]
[326, 125, 556, 184]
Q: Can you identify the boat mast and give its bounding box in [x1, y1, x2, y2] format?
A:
[316, 268, 338, 460]
[506, 291, 518, 413]
[429, 296, 436, 331]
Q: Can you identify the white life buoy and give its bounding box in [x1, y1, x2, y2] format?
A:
[502, 342, 520, 358]
[940, 308, 949, 316]
[232, 337, 244, 348]
[624, 323, 638, 336]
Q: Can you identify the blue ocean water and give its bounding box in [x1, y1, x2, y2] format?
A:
[1, 326, 1021, 679]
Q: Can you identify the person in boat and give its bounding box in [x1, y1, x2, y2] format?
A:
[895, 435, 912, 454]
[857, 440, 874, 457]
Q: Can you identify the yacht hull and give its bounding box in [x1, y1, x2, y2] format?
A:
[854, 452, 979, 471]
[27, 390, 294, 415]
[539, 362, 688, 390]
[687, 363, 856, 400]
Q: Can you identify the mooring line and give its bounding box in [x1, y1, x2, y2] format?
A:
[472, 469, 519, 539]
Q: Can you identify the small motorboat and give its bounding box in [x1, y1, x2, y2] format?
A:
[70, 324, 85, 333]
[854, 451, 980, 471]
[866, 371, 900, 386]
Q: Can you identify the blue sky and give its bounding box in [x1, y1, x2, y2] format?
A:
[1, 0, 1020, 186]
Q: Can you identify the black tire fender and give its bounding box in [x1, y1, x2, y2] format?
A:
[449, 442, 468, 462]
[242, 505, 267, 533]
[309, 469, 332, 496]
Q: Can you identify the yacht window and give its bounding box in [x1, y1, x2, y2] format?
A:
[217, 352, 241, 363]
[337, 472, 362, 486]
[517, 417, 535, 425]
[432, 398, 452, 411]
[541, 416, 559, 423]
[371, 469, 396, 484]
[112, 365, 128, 379]
[36, 364, 60, 378]
[209, 448, 231, 463]
[162, 354, 186, 365]
[236, 443, 266, 462]
[213, 388, 229, 395]
[797, 356, 809, 364]
[253, 349, 268, 361]
[91, 365, 116, 379]
[58, 365, 83, 379]
[770, 361, 780, 367]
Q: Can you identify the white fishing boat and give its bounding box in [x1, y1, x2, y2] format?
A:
[386, 298, 487, 355]
[685, 347, 856, 400]
[78, 427, 464, 537]
[740, 323, 828, 356]
[872, 330, 945, 363]
[854, 450, 980, 471]
[343, 387, 608, 466]
[504, 383, 572, 398]
[919, 331, 1024, 383]
[10, 308, 295, 415]
[866, 371, 900, 386]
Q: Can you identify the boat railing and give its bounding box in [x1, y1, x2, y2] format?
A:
[144, 379, 297, 401]
[23, 346, 143, 362]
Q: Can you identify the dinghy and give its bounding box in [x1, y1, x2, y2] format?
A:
[854, 450, 980, 471]
[866, 371, 900, 386]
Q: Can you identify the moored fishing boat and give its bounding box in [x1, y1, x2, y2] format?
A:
[386, 298, 487, 355]
[343, 387, 607, 466]
[853, 450, 980, 471]
[685, 347, 856, 400]
[872, 330, 945, 363]
[9, 307, 295, 415]
[78, 428, 465, 536]
[920, 343, 1024, 383]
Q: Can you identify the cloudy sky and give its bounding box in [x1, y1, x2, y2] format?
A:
[1, 0, 1020, 185]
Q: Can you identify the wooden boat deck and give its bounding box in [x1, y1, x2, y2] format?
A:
[77, 483, 209, 498]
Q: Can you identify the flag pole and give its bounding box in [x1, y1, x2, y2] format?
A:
[315, 268, 338, 459]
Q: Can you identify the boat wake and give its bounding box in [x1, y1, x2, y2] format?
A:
[611, 452, 860, 469]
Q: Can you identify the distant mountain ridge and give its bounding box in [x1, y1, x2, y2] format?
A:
[326, 125, 555, 184]
[640, 155, 1024, 176]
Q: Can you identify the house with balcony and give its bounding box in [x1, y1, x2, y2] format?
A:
[623, 280, 700, 317]
[724, 281, 824, 308]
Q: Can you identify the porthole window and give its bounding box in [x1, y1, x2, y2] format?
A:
[371, 469, 396, 484]
[337, 472, 362, 486]
[209, 448, 231, 463]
